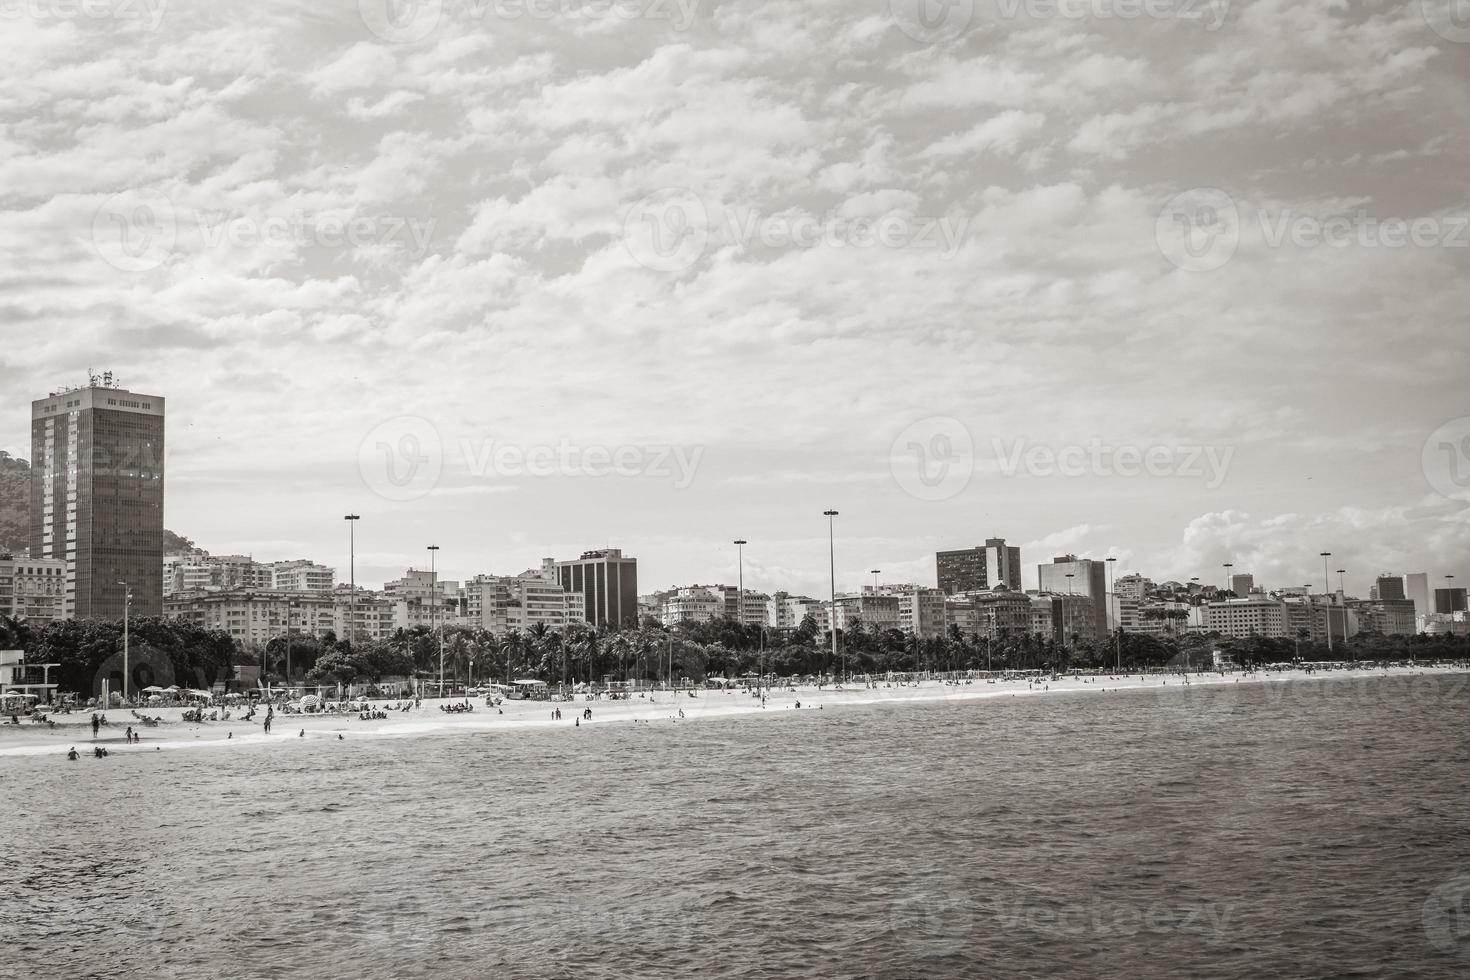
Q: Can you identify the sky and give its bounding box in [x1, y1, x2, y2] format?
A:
[2, 0, 1468, 599]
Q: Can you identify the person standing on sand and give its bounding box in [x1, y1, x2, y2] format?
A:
[91, 714, 100, 739]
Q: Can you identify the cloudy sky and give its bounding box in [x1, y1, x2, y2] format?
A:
[3, 0, 1468, 598]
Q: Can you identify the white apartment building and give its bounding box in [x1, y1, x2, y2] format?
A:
[661, 586, 724, 626]
[766, 593, 829, 632]
[0, 555, 70, 623]
[1204, 597, 1288, 639]
[268, 560, 337, 592]
[463, 569, 586, 636]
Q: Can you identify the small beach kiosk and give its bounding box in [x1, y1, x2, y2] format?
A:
[509, 679, 550, 701]
[0, 650, 58, 711]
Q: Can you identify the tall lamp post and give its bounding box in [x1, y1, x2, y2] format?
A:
[1447, 575, 1458, 657]
[116, 580, 131, 703]
[1223, 562, 1233, 592]
[428, 544, 442, 698]
[1336, 568, 1346, 594]
[1106, 556, 1118, 673]
[344, 514, 360, 646]
[1320, 551, 1333, 652]
[733, 538, 747, 628]
[824, 510, 840, 683]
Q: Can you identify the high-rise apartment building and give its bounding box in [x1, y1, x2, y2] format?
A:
[1229, 573, 1255, 596]
[31, 378, 164, 619]
[549, 550, 638, 627]
[936, 537, 1022, 594]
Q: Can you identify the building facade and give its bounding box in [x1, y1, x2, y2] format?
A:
[0, 555, 70, 623]
[936, 537, 1022, 595]
[31, 379, 165, 619]
[1037, 556, 1108, 641]
[551, 550, 638, 628]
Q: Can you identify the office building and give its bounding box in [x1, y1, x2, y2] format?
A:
[1406, 573, 1430, 630]
[1434, 587, 1468, 614]
[936, 537, 1022, 595]
[32, 377, 165, 619]
[550, 550, 638, 627]
[1229, 573, 1254, 596]
[1037, 556, 1108, 641]
[1370, 575, 1406, 601]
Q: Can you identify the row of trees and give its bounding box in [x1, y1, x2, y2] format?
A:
[282, 615, 1470, 689]
[9, 607, 1465, 698]
[12, 614, 238, 695]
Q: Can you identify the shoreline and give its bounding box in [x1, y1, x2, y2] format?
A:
[3, 664, 1465, 759]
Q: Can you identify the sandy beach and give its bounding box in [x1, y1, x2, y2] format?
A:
[3, 664, 1465, 759]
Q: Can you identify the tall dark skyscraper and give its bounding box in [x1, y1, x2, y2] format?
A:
[30, 377, 165, 619]
[550, 548, 638, 627]
[936, 537, 1023, 595]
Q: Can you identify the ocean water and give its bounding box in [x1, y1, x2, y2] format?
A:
[4, 675, 1469, 979]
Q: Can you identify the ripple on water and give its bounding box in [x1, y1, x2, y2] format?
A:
[5, 679, 1470, 979]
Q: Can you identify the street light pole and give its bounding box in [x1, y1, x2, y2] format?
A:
[428, 544, 442, 698]
[344, 514, 360, 646]
[1320, 551, 1333, 652]
[116, 580, 131, 703]
[824, 510, 840, 683]
[733, 538, 747, 628]
[1223, 562, 1233, 592]
[1106, 557, 1118, 673]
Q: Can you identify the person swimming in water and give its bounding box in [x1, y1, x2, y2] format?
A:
[67, 747, 79, 760]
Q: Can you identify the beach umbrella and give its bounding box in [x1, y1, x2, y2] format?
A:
[300, 695, 322, 711]
[142, 686, 164, 694]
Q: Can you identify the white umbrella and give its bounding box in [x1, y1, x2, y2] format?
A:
[142, 686, 165, 694]
[2, 691, 38, 699]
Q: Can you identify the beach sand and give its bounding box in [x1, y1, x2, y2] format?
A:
[2, 665, 1465, 758]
